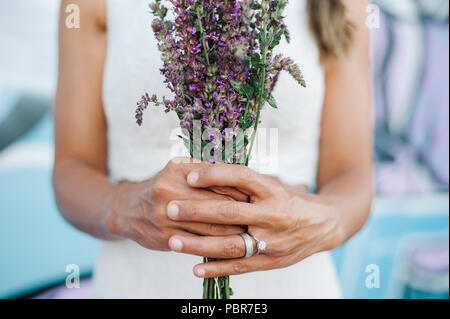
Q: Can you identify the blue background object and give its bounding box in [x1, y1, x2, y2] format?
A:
[0, 115, 100, 298]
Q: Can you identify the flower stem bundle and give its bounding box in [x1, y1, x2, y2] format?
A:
[135, 0, 305, 299]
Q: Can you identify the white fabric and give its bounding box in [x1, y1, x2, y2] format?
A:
[93, 0, 341, 298]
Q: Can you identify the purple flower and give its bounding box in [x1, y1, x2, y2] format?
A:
[133, 0, 307, 301]
[136, 0, 305, 166]
[204, 32, 219, 41]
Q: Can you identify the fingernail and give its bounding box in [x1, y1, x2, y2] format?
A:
[187, 172, 199, 185]
[167, 203, 179, 219]
[169, 238, 183, 252]
[195, 268, 205, 277]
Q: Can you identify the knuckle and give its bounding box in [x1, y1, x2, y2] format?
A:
[221, 202, 240, 220]
[182, 202, 195, 219]
[167, 158, 179, 168]
[270, 212, 291, 230]
[224, 239, 243, 258]
[170, 157, 185, 165]
[238, 166, 255, 182]
[207, 223, 222, 235]
[203, 166, 217, 181]
[152, 182, 179, 200]
[151, 182, 167, 198]
[232, 261, 248, 274]
[281, 215, 293, 230]
[153, 209, 167, 226]
[169, 156, 194, 169]
[268, 213, 282, 227]
[169, 157, 194, 170]
[160, 233, 173, 249]
[164, 159, 181, 173]
[158, 229, 168, 241]
[270, 239, 288, 256]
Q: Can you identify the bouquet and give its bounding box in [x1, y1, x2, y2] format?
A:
[135, 0, 305, 299]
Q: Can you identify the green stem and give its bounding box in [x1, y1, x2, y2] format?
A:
[210, 277, 215, 298]
[245, 14, 268, 166]
[202, 257, 208, 299]
[214, 277, 221, 299]
[196, 6, 210, 67]
[203, 279, 208, 299]
[225, 276, 230, 299]
[203, 257, 209, 299]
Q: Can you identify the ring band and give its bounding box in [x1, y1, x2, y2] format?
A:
[239, 233, 254, 258]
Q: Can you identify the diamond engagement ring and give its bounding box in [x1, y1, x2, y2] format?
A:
[239, 233, 254, 258]
[253, 237, 267, 254]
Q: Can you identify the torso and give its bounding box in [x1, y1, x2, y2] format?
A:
[93, 0, 341, 298]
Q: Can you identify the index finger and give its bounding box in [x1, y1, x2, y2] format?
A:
[187, 164, 272, 198]
[168, 158, 249, 202]
[167, 200, 268, 226]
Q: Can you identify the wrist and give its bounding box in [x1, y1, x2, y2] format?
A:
[321, 196, 346, 250]
[328, 206, 346, 250]
[296, 193, 345, 250]
[104, 182, 129, 240]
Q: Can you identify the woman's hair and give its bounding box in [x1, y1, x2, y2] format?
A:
[307, 0, 354, 63]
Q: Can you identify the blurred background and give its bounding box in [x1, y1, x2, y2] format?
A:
[0, 0, 448, 299]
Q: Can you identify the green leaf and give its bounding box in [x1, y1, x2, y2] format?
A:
[208, 43, 217, 53]
[251, 53, 268, 68]
[249, 3, 262, 10]
[241, 83, 254, 100]
[231, 81, 243, 94]
[178, 135, 192, 156]
[231, 81, 254, 100]
[270, 33, 282, 47]
[196, 56, 206, 64]
[269, 19, 279, 29]
[251, 53, 261, 65]
[265, 91, 278, 109]
[283, 28, 291, 43]
[238, 113, 254, 130]
[257, 32, 265, 46]
[252, 76, 261, 88]
[243, 56, 251, 67]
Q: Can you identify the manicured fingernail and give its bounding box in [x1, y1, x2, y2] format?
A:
[167, 203, 179, 219]
[195, 268, 205, 277]
[169, 238, 183, 252]
[187, 172, 199, 185]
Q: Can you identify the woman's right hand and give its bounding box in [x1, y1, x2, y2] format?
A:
[106, 158, 248, 251]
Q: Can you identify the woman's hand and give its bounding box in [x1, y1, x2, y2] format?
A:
[107, 158, 248, 252]
[165, 164, 344, 278]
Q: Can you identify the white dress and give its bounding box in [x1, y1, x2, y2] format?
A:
[93, 0, 342, 299]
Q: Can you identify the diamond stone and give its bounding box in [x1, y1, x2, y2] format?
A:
[257, 241, 267, 251]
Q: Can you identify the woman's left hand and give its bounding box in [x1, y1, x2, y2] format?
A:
[166, 164, 344, 278]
